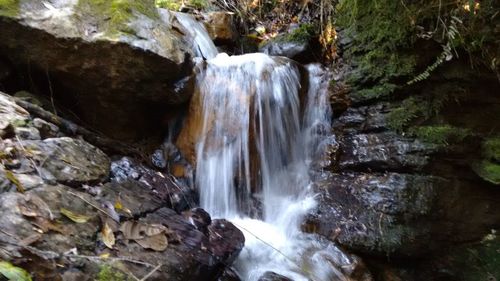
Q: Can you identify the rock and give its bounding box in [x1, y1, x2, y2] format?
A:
[260, 40, 309, 62]
[338, 132, 436, 172]
[218, 267, 242, 281]
[258, 272, 293, 281]
[0, 182, 245, 281]
[110, 157, 196, 212]
[0, 92, 30, 137]
[202, 11, 237, 45]
[14, 126, 41, 140]
[32, 118, 60, 139]
[306, 171, 500, 257]
[15, 137, 110, 185]
[151, 149, 167, 169]
[0, 1, 201, 139]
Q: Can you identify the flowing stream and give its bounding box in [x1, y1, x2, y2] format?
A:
[178, 13, 353, 281]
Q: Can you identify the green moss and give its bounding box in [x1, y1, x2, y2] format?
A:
[155, 0, 207, 10]
[336, 0, 417, 88]
[77, 0, 159, 37]
[473, 137, 500, 184]
[449, 231, 500, 280]
[281, 24, 315, 44]
[97, 265, 126, 281]
[350, 83, 397, 102]
[387, 97, 428, 132]
[409, 125, 472, 145]
[0, 0, 20, 18]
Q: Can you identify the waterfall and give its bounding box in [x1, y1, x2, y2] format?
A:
[176, 13, 352, 281]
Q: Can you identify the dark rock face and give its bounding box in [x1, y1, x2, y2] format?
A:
[307, 80, 500, 259]
[0, 1, 198, 139]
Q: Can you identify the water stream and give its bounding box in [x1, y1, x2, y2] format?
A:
[177, 13, 352, 281]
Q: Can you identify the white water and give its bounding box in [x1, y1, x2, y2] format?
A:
[178, 14, 352, 281]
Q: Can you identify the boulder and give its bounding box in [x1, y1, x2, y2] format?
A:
[0, 182, 245, 281]
[0, 0, 200, 139]
[202, 11, 237, 45]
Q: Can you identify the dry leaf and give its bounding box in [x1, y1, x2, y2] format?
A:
[99, 252, 110, 259]
[102, 222, 115, 249]
[32, 217, 66, 234]
[114, 198, 132, 216]
[60, 208, 92, 223]
[135, 234, 168, 251]
[119, 221, 167, 240]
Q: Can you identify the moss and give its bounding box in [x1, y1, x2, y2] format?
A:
[0, 0, 20, 18]
[473, 137, 500, 184]
[350, 83, 397, 102]
[409, 125, 472, 145]
[336, 0, 417, 89]
[281, 24, 315, 44]
[97, 265, 126, 281]
[76, 0, 159, 37]
[155, 0, 207, 10]
[449, 232, 500, 280]
[387, 97, 428, 132]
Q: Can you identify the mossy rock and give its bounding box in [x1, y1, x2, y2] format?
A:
[76, 0, 159, 37]
[473, 137, 500, 185]
[0, 0, 20, 17]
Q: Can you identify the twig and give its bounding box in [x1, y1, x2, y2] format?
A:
[45, 68, 57, 116]
[66, 190, 112, 219]
[139, 263, 163, 281]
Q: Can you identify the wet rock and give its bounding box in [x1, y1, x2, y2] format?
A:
[258, 272, 293, 281]
[0, 1, 198, 139]
[110, 157, 196, 212]
[151, 149, 167, 169]
[16, 137, 110, 185]
[306, 171, 500, 257]
[338, 132, 436, 172]
[260, 40, 309, 62]
[218, 267, 242, 281]
[183, 207, 211, 234]
[202, 11, 237, 45]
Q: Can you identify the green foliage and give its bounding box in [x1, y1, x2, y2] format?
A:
[97, 265, 126, 281]
[281, 24, 316, 44]
[387, 97, 427, 132]
[409, 125, 471, 144]
[336, 0, 417, 89]
[0, 261, 32, 281]
[450, 231, 500, 280]
[76, 0, 159, 36]
[155, 0, 207, 10]
[473, 137, 500, 184]
[350, 83, 397, 102]
[0, 0, 19, 17]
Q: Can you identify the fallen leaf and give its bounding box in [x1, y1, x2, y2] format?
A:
[119, 221, 167, 240]
[102, 222, 115, 249]
[60, 208, 92, 223]
[5, 170, 25, 193]
[32, 217, 66, 234]
[0, 261, 32, 281]
[99, 252, 110, 259]
[114, 198, 132, 216]
[135, 234, 168, 251]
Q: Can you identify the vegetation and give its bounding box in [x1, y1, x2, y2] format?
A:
[408, 125, 471, 145]
[0, 0, 20, 17]
[473, 137, 500, 184]
[155, 0, 208, 10]
[97, 265, 126, 281]
[76, 0, 159, 36]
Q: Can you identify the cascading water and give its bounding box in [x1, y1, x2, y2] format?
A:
[177, 14, 356, 281]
